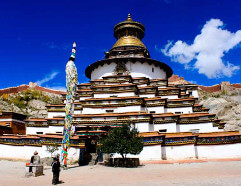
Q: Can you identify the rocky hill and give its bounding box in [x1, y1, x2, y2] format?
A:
[0, 88, 63, 118]
[198, 89, 241, 131]
[168, 75, 241, 131]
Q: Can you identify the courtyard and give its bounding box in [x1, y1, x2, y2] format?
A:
[0, 160, 241, 186]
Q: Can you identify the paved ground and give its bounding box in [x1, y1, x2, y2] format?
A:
[0, 160, 241, 186]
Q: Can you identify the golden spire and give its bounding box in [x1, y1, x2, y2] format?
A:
[127, 13, 133, 21]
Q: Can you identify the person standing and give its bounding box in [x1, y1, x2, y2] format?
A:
[51, 155, 61, 185]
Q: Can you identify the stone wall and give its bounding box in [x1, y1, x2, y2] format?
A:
[198, 85, 221, 92]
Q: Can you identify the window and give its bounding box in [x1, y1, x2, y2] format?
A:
[118, 70, 123, 75]
[106, 110, 114, 113]
[159, 129, 167, 133]
[36, 132, 43, 134]
[152, 68, 154, 72]
[110, 95, 118, 97]
[175, 112, 183, 114]
[56, 132, 62, 134]
[150, 111, 156, 114]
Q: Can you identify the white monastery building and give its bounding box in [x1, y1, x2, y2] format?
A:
[1, 14, 241, 162]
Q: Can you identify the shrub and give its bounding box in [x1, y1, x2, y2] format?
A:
[1, 94, 8, 101]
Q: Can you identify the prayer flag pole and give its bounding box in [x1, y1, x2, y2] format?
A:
[61, 42, 78, 168]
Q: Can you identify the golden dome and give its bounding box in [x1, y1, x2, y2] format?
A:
[111, 14, 146, 50]
[111, 36, 146, 49]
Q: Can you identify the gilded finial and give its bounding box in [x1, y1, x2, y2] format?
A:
[73, 42, 76, 48]
[127, 13, 133, 21]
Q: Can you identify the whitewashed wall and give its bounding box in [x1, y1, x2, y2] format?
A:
[160, 95, 178, 99]
[26, 126, 64, 135]
[139, 145, 162, 160]
[135, 122, 150, 132]
[165, 107, 193, 114]
[1, 143, 241, 161]
[94, 92, 136, 98]
[113, 145, 162, 160]
[26, 127, 49, 135]
[79, 96, 92, 100]
[48, 112, 65, 118]
[197, 143, 241, 159]
[176, 122, 221, 132]
[164, 145, 196, 160]
[191, 90, 199, 98]
[82, 105, 144, 114]
[125, 61, 167, 79]
[154, 122, 176, 132]
[139, 94, 156, 98]
[91, 63, 116, 80]
[90, 61, 167, 80]
[147, 106, 164, 113]
[0, 144, 80, 162]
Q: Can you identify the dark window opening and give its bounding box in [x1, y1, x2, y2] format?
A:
[159, 129, 167, 133]
[175, 112, 183, 114]
[106, 110, 114, 113]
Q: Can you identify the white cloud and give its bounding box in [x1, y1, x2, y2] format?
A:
[36, 71, 59, 86]
[161, 18, 241, 78]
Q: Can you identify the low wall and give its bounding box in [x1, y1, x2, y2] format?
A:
[0, 144, 80, 162]
[197, 143, 241, 159]
[112, 145, 162, 160]
[0, 142, 241, 161]
[163, 144, 196, 160]
[199, 85, 221, 92]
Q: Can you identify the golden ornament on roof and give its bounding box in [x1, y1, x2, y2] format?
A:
[111, 14, 146, 50]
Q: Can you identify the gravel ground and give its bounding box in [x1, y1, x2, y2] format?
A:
[0, 160, 241, 186]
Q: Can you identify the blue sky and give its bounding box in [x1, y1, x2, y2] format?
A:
[1, 0, 241, 90]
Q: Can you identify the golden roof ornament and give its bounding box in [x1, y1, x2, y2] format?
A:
[127, 13, 133, 21]
[111, 14, 146, 50]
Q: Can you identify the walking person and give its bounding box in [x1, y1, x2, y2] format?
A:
[51, 154, 61, 185]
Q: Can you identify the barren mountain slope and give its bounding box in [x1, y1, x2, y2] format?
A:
[0, 89, 62, 118]
[198, 90, 241, 131]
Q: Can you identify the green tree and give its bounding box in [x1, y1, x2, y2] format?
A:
[46, 143, 59, 157]
[99, 124, 143, 159]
